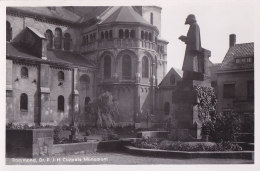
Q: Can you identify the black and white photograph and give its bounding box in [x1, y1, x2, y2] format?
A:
[1, 0, 259, 169]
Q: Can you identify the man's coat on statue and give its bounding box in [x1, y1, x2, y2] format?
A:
[182, 22, 201, 72]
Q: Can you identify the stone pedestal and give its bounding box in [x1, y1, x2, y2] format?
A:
[172, 79, 211, 140]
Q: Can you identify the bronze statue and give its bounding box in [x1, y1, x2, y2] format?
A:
[179, 14, 204, 80]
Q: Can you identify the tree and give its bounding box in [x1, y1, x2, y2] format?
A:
[89, 91, 119, 129]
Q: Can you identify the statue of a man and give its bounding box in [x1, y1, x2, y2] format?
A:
[179, 14, 202, 80]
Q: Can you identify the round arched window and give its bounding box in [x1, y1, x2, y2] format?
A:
[20, 93, 28, 111]
[58, 71, 65, 81]
[58, 95, 65, 112]
[21, 67, 28, 78]
[142, 56, 149, 78]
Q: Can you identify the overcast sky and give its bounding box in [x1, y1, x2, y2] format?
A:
[160, 1, 255, 71]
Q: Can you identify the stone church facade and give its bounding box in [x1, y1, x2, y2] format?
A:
[6, 6, 172, 126]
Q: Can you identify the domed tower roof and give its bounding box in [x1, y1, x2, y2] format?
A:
[101, 6, 151, 26]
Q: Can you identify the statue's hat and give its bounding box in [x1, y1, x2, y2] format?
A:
[185, 14, 196, 24]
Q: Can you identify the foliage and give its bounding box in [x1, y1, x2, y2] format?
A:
[53, 125, 85, 144]
[210, 111, 241, 142]
[195, 86, 241, 142]
[101, 130, 119, 141]
[132, 139, 243, 151]
[88, 91, 119, 128]
[6, 123, 52, 130]
[195, 86, 217, 123]
[133, 137, 160, 149]
[242, 114, 254, 133]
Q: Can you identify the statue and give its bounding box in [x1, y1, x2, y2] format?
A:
[179, 14, 208, 80]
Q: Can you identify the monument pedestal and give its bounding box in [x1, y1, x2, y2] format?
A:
[172, 79, 211, 140]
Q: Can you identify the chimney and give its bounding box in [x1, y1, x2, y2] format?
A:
[229, 34, 236, 47]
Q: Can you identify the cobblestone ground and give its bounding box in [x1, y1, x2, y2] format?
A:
[6, 152, 253, 165]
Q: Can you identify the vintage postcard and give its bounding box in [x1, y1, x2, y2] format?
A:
[1, 0, 259, 170]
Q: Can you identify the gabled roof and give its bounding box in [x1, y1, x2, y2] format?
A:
[101, 6, 150, 25]
[46, 50, 96, 67]
[7, 42, 40, 60]
[158, 67, 182, 87]
[7, 7, 82, 24]
[27, 27, 46, 39]
[65, 6, 110, 23]
[6, 42, 95, 68]
[218, 43, 254, 71]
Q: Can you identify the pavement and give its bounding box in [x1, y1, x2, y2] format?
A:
[6, 152, 254, 165]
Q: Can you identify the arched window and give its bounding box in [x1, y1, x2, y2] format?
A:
[119, 29, 124, 39]
[164, 102, 170, 115]
[21, 67, 28, 78]
[145, 32, 148, 41]
[54, 28, 62, 49]
[45, 30, 53, 48]
[142, 56, 149, 78]
[64, 33, 71, 51]
[6, 21, 12, 41]
[149, 33, 152, 41]
[20, 93, 28, 111]
[105, 31, 108, 39]
[82, 36, 86, 45]
[86, 35, 89, 44]
[104, 55, 111, 79]
[58, 95, 65, 112]
[150, 13, 154, 25]
[85, 97, 91, 111]
[125, 29, 129, 39]
[161, 46, 164, 53]
[90, 34, 93, 41]
[122, 55, 131, 79]
[58, 71, 64, 81]
[141, 31, 144, 40]
[101, 32, 104, 40]
[170, 74, 175, 85]
[130, 30, 135, 39]
[109, 30, 113, 39]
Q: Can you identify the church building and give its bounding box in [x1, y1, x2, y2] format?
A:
[6, 6, 173, 127]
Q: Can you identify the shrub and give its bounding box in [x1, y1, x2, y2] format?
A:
[132, 139, 243, 151]
[6, 123, 52, 130]
[211, 112, 241, 142]
[133, 137, 160, 149]
[101, 130, 119, 141]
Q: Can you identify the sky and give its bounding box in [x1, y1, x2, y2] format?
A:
[160, 1, 255, 71]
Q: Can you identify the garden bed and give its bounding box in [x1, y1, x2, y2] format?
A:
[132, 138, 245, 152]
[124, 145, 253, 160]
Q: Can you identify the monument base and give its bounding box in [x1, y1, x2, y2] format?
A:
[172, 79, 211, 140]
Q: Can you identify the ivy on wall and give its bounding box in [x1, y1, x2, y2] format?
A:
[194, 86, 217, 123]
